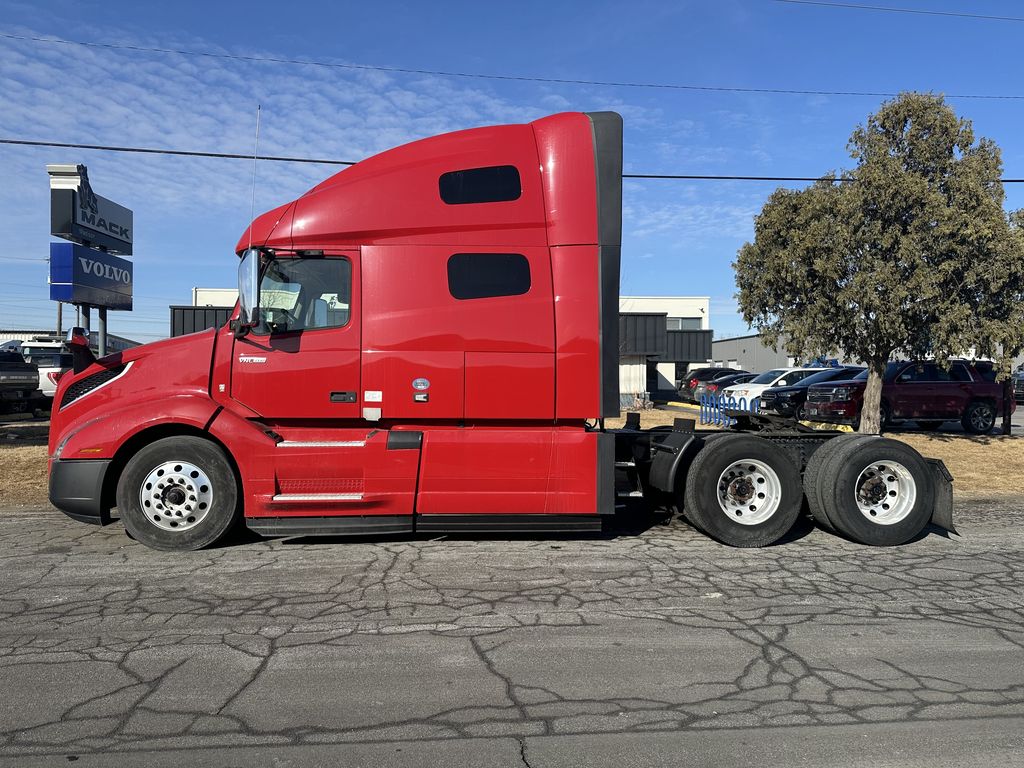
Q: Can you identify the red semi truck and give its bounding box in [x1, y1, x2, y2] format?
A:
[47, 111, 954, 551]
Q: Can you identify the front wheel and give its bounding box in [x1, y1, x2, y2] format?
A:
[116, 436, 241, 551]
[683, 434, 803, 547]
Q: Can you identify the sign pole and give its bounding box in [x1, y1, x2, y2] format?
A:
[56, 301, 62, 337]
[98, 307, 107, 357]
[81, 304, 91, 334]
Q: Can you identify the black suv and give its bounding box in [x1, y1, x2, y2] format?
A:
[759, 366, 866, 421]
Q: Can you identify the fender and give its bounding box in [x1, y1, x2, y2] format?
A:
[647, 430, 701, 494]
[57, 393, 221, 460]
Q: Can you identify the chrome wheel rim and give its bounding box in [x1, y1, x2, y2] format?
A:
[970, 406, 993, 432]
[855, 460, 916, 525]
[716, 459, 782, 526]
[139, 461, 213, 532]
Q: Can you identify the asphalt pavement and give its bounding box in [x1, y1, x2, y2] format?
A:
[1, 499, 1023, 767]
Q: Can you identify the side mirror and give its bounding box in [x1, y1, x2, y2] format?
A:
[65, 327, 96, 374]
[234, 248, 261, 338]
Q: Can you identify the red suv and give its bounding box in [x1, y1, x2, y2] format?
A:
[804, 360, 1013, 434]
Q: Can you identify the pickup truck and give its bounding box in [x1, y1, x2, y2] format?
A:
[0, 351, 40, 414]
[19, 339, 72, 403]
[805, 360, 1013, 434]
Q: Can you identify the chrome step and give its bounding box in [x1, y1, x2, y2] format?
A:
[271, 493, 364, 502]
[276, 440, 366, 448]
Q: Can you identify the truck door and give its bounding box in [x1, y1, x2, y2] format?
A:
[231, 251, 360, 419]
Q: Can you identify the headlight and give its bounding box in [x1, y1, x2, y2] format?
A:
[833, 386, 855, 400]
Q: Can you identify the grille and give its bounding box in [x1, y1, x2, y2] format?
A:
[60, 365, 126, 409]
[807, 389, 833, 403]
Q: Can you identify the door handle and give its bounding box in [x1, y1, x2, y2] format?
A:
[330, 391, 357, 403]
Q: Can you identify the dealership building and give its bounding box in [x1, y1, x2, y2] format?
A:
[173, 290, 714, 405]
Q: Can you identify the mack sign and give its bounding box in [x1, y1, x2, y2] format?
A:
[47, 164, 133, 255]
[49, 242, 133, 310]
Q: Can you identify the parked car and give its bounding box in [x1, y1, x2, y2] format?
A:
[693, 372, 757, 402]
[1014, 369, 1024, 404]
[720, 367, 827, 406]
[678, 367, 748, 403]
[0, 351, 40, 414]
[804, 360, 1014, 434]
[759, 366, 866, 421]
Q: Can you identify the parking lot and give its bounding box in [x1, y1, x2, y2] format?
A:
[1, 493, 1023, 767]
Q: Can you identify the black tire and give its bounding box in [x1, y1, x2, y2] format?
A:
[683, 434, 803, 547]
[676, 432, 731, 532]
[915, 421, 943, 431]
[803, 434, 879, 532]
[794, 403, 807, 422]
[818, 437, 934, 546]
[116, 436, 241, 551]
[961, 401, 995, 435]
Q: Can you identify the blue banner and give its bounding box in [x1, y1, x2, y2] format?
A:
[49, 242, 133, 310]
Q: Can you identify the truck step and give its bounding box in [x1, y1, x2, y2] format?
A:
[276, 440, 366, 448]
[271, 493, 364, 502]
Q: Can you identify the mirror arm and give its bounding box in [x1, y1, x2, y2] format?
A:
[229, 319, 252, 339]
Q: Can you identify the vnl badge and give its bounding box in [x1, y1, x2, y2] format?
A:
[412, 377, 430, 403]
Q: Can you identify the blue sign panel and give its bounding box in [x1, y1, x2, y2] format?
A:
[49, 242, 133, 310]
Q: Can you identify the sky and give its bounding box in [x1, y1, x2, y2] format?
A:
[0, 0, 1022, 343]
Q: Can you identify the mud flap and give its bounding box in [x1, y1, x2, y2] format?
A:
[926, 458, 956, 534]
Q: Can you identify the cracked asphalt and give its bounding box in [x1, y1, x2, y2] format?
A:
[1, 498, 1023, 767]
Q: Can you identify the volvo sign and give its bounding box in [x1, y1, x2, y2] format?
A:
[49, 243, 133, 310]
[47, 164, 133, 255]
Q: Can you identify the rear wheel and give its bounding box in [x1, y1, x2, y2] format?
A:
[116, 436, 241, 551]
[817, 437, 934, 546]
[804, 435, 879, 532]
[683, 434, 802, 547]
[961, 401, 995, 435]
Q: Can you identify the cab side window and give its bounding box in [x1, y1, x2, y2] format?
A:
[447, 253, 531, 300]
[256, 257, 351, 334]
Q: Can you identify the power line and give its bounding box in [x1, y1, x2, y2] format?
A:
[774, 0, 1024, 23]
[3, 137, 1022, 183]
[0, 138, 352, 166]
[624, 173, 854, 182]
[2, 30, 1023, 100]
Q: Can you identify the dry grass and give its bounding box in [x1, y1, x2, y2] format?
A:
[0, 444, 49, 506]
[0, 411, 1019, 506]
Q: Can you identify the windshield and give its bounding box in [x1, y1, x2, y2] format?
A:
[791, 367, 866, 387]
[749, 368, 787, 385]
[255, 257, 352, 335]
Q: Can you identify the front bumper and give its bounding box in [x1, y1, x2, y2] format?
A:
[49, 458, 111, 525]
[803, 401, 858, 422]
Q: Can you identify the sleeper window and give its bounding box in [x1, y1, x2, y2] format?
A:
[447, 253, 530, 300]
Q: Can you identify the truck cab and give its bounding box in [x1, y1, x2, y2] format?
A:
[47, 111, 953, 551]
